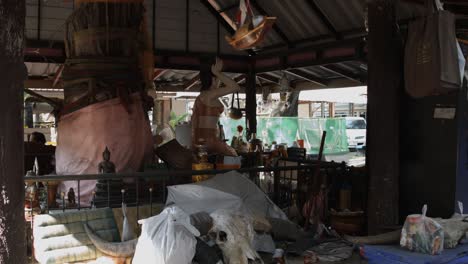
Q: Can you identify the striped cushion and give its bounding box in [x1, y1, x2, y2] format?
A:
[33, 209, 120, 264]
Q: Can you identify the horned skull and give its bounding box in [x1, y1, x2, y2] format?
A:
[434, 215, 468, 249]
[209, 210, 263, 264]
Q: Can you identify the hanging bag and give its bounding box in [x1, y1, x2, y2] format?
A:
[404, 0, 463, 98]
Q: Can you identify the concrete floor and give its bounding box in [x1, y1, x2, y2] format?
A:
[262, 252, 367, 264]
[286, 254, 367, 264]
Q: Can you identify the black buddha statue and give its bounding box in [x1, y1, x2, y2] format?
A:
[98, 147, 116, 174]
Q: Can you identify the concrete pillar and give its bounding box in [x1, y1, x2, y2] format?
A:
[349, 103, 355, 116]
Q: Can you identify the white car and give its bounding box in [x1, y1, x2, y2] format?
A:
[345, 117, 366, 150]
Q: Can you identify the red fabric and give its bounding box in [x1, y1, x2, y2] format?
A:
[55, 93, 153, 205]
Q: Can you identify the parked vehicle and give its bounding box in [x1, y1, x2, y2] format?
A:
[345, 117, 366, 151]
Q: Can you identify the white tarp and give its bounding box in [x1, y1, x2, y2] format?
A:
[166, 171, 287, 220]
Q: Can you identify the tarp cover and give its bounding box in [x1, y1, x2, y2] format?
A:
[166, 171, 287, 220]
[56, 94, 153, 205]
[362, 244, 468, 264]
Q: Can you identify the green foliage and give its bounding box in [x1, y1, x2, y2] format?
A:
[169, 111, 188, 128]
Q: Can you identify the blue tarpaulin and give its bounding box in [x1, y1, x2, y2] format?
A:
[362, 244, 468, 264]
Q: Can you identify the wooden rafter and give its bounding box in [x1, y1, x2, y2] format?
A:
[319, 64, 362, 83]
[184, 73, 200, 90]
[285, 69, 327, 87]
[234, 74, 246, 83]
[219, 3, 238, 12]
[52, 64, 64, 88]
[305, 0, 340, 39]
[202, 0, 237, 33]
[201, 0, 256, 55]
[250, 0, 291, 46]
[257, 73, 280, 84]
[153, 69, 168, 80]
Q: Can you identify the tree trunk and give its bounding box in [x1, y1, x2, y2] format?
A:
[279, 91, 300, 117]
[0, 0, 27, 262]
[366, 0, 403, 234]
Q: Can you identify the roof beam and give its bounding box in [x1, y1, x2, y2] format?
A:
[202, 0, 237, 33]
[305, 0, 341, 39]
[219, 3, 238, 13]
[200, 0, 256, 56]
[257, 73, 280, 84]
[52, 64, 64, 88]
[255, 37, 366, 72]
[285, 69, 327, 87]
[184, 73, 201, 90]
[319, 64, 363, 83]
[153, 69, 168, 80]
[250, 0, 291, 46]
[234, 74, 246, 83]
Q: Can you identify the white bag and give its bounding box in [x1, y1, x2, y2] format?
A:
[132, 206, 200, 264]
[121, 202, 136, 241]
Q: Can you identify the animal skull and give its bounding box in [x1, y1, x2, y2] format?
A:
[210, 211, 263, 264]
[434, 215, 468, 249]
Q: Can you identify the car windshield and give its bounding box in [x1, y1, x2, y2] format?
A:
[346, 119, 366, 129]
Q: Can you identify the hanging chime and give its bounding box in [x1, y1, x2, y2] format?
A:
[226, 0, 276, 50]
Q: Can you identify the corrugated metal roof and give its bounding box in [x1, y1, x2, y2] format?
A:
[315, 0, 365, 32]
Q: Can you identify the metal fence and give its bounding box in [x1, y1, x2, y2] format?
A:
[24, 160, 350, 218]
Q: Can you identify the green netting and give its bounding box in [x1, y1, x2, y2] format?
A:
[220, 117, 349, 154]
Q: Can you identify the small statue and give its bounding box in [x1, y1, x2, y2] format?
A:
[24, 170, 39, 210]
[68, 187, 76, 207]
[98, 147, 116, 174]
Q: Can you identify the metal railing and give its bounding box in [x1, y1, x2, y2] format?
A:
[24, 160, 348, 217]
[24, 160, 361, 260]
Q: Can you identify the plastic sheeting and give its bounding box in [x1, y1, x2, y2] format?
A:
[56, 94, 153, 206]
[133, 206, 200, 264]
[166, 171, 287, 220]
[400, 205, 444, 255]
[220, 117, 349, 154]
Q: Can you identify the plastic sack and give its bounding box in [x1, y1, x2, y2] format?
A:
[400, 205, 444, 255]
[121, 202, 136, 241]
[190, 211, 214, 236]
[132, 206, 200, 264]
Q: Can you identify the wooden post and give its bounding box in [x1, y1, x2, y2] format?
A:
[0, 0, 27, 262]
[349, 103, 355, 116]
[329, 102, 335, 117]
[309, 102, 313, 117]
[321, 102, 325, 118]
[366, 0, 402, 234]
[245, 67, 257, 139]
